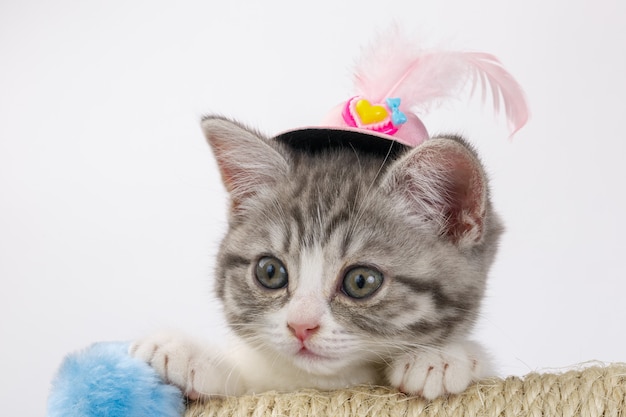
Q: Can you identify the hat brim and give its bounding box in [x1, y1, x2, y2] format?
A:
[274, 127, 409, 159]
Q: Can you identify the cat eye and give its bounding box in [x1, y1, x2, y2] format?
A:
[255, 256, 288, 290]
[342, 266, 384, 299]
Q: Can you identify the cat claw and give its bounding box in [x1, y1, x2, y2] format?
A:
[387, 342, 486, 399]
[130, 332, 198, 395]
[130, 331, 244, 398]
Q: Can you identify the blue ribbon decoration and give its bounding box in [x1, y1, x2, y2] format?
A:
[386, 97, 407, 126]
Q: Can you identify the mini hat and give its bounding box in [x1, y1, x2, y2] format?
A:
[295, 29, 529, 148]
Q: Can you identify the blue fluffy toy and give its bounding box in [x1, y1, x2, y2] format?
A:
[47, 342, 184, 417]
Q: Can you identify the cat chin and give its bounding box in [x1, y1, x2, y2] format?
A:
[271, 338, 382, 377]
[285, 349, 351, 376]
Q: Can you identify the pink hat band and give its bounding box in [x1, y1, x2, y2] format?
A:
[321, 96, 429, 147]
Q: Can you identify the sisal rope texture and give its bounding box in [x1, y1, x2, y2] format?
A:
[184, 363, 626, 417]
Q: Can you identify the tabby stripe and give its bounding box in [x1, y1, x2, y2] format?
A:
[289, 205, 305, 244]
[221, 253, 249, 270]
[394, 276, 449, 306]
[289, 171, 310, 202]
[322, 207, 351, 247]
[394, 275, 475, 312]
[281, 223, 292, 253]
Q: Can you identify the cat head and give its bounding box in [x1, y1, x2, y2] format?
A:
[203, 116, 502, 375]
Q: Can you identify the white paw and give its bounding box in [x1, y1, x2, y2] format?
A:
[387, 341, 488, 399]
[129, 331, 244, 399]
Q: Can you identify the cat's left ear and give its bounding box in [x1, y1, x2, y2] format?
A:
[201, 116, 288, 211]
[382, 137, 488, 247]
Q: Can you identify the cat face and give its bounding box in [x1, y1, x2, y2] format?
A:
[203, 117, 502, 376]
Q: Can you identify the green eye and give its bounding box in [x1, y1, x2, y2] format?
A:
[255, 257, 288, 289]
[342, 266, 384, 299]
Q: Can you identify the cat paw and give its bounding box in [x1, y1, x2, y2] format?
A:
[387, 341, 488, 400]
[130, 331, 244, 399]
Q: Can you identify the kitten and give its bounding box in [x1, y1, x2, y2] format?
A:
[130, 116, 502, 400]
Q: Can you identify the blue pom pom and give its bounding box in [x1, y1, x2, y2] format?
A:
[47, 342, 184, 417]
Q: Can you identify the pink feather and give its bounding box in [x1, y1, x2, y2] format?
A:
[352, 31, 529, 135]
[460, 52, 530, 135]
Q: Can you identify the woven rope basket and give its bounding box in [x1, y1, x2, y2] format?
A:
[184, 363, 626, 417]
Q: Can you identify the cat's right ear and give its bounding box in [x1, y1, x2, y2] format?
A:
[201, 116, 288, 210]
[382, 137, 488, 248]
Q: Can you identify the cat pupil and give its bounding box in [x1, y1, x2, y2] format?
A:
[356, 274, 366, 289]
[266, 264, 275, 279]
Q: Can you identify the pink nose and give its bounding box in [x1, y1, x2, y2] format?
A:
[288, 321, 320, 341]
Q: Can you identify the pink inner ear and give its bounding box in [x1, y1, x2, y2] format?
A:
[207, 141, 250, 213]
[397, 140, 487, 245]
[441, 153, 486, 244]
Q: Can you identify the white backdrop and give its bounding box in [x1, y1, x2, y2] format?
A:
[1, 1, 625, 415]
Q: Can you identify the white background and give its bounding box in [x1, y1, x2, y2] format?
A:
[1, 0, 625, 415]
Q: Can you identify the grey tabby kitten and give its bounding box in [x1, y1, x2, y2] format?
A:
[131, 116, 502, 400]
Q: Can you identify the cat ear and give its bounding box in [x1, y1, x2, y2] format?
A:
[201, 116, 288, 210]
[382, 138, 488, 247]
